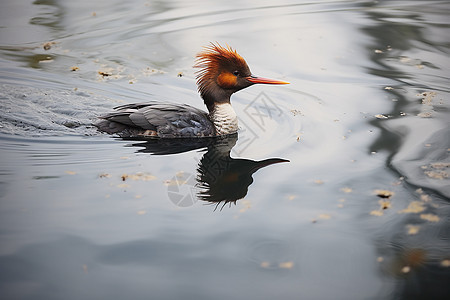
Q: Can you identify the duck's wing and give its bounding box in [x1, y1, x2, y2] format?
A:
[94, 102, 216, 138]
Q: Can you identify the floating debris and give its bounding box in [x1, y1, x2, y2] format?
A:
[374, 189, 394, 199]
[239, 200, 251, 213]
[121, 172, 157, 181]
[401, 266, 411, 273]
[290, 109, 303, 116]
[340, 187, 352, 193]
[417, 111, 432, 118]
[71, 66, 79, 71]
[379, 200, 391, 210]
[370, 210, 384, 216]
[398, 201, 425, 214]
[318, 213, 331, 220]
[422, 162, 449, 180]
[43, 41, 56, 50]
[164, 179, 187, 186]
[279, 261, 294, 269]
[420, 213, 440, 222]
[406, 224, 420, 235]
[374, 114, 388, 119]
[65, 170, 77, 175]
[99, 173, 111, 178]
[98, 70, 112, 77]
[117, 183, 130, 188]
[420, 92, 436, 105]
[424, 170, 448, 179]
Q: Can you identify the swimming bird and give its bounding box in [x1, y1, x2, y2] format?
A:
[94, 43, 289, 138]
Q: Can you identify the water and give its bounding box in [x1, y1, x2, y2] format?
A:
[1, 0, 449, 299]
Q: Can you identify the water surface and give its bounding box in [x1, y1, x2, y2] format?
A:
[0, 0, 449, 299]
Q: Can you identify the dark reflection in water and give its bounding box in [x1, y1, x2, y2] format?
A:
[129, 134, 289, 209]
[31, 0, 64, 31]
[360, 3, 450, 300]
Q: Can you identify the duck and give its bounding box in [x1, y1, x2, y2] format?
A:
[94, 43, 289, 138]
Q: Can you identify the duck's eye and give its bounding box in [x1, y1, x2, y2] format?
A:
[233, 70, 240, 76]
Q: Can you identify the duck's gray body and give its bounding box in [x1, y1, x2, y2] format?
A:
[94, 102, 216, 138]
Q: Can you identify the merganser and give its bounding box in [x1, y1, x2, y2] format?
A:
[94, 43, 289, 138]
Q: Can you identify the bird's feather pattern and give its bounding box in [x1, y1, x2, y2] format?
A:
[95, 101, 215, 138]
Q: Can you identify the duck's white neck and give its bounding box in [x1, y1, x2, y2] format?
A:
[209, 103, 238, 135]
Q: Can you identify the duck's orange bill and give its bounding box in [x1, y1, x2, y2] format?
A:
[246, 76, 289, 85]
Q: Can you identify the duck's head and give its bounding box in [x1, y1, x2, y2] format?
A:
[195, 43, 289, 112]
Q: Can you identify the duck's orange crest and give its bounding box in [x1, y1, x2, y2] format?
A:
[195, 43, 248, 89]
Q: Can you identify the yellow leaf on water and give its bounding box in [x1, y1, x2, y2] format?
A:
[406, 224, 420, 235]
[122, 172, 157, 181]
[398, 201, 425, 214]
[318, 214, 331, 219]
[137, 210, 146, 215]
[260, 261, 270, 268]
[65, 170, 76, 175]
[340, 187, 352, 193]
[370, 210, 384, 216]
[420, 194, 432, 202]
[117, 183, 130, 188]
[424, 170, 448, 180]
[279, 261, 294, 269]
[420, 214, 440, 222]
[287, 195, 297, 201]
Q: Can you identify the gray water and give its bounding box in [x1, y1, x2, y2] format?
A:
[0, 0, 449, 299]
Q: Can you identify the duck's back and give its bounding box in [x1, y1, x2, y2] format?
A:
[94, 102, 215, 138]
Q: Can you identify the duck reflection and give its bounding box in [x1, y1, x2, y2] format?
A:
[126, 134, 289, 209]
